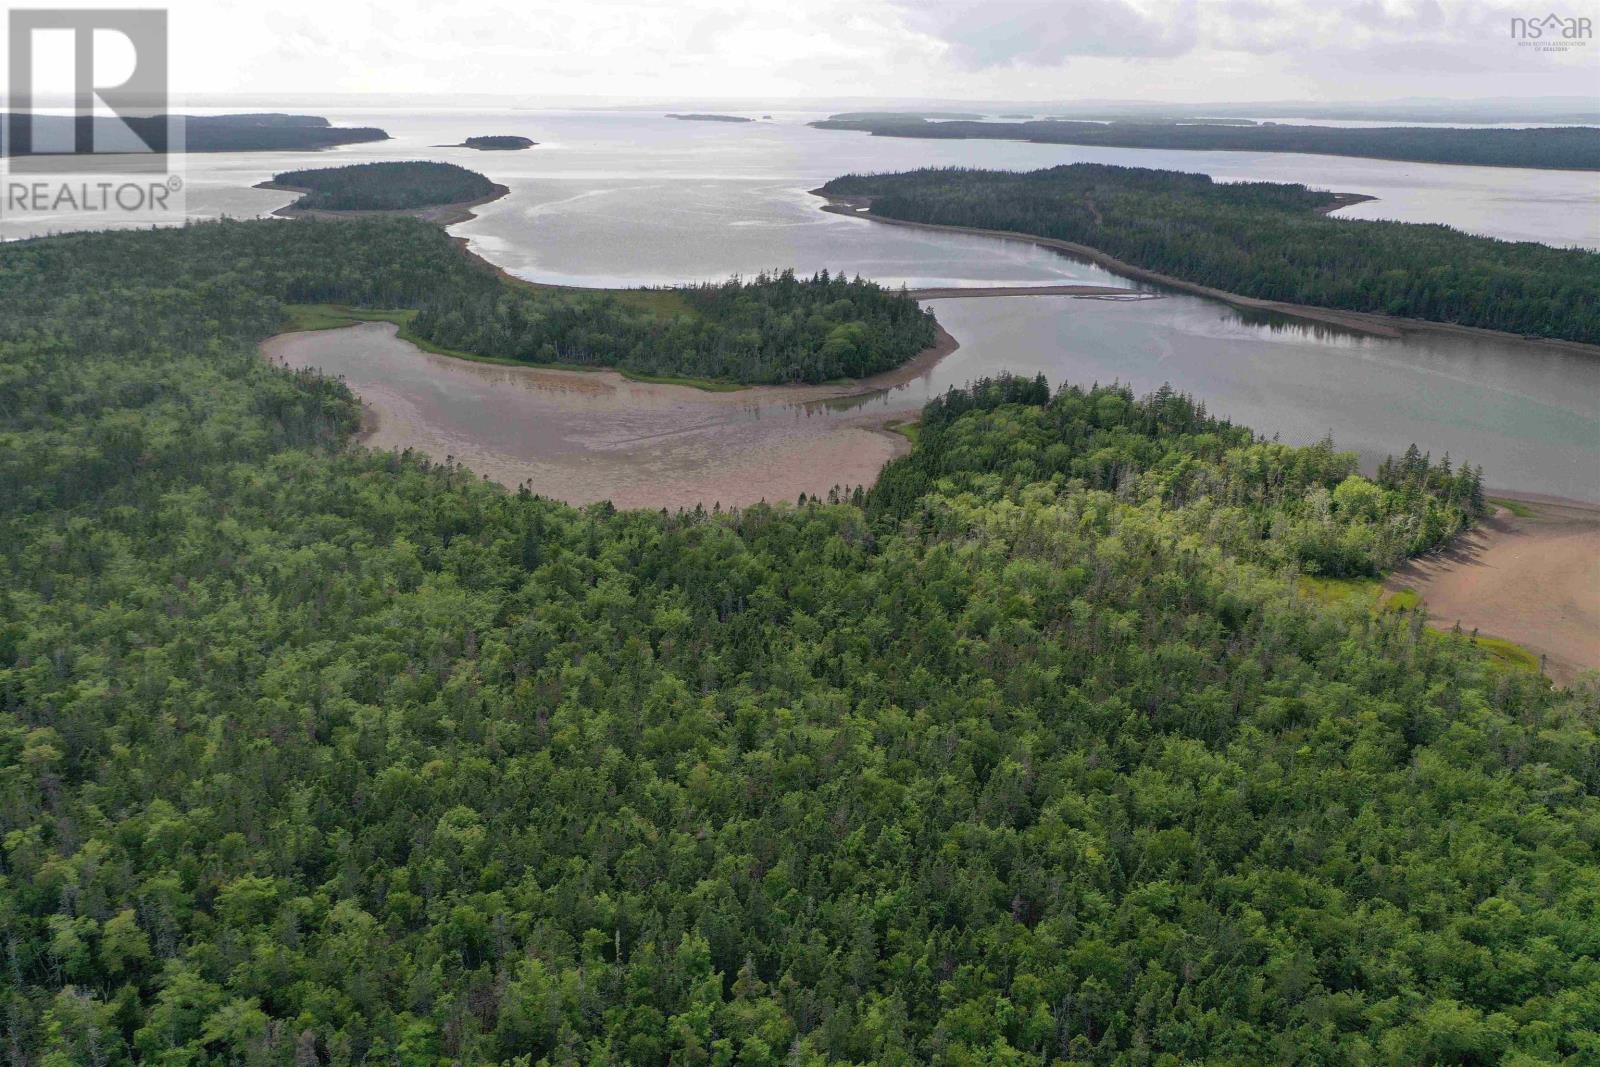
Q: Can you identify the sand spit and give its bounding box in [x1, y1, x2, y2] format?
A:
[1387, 496, 1600, 687]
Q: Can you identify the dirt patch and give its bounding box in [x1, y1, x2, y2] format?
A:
[1386, 497, 1600, 686]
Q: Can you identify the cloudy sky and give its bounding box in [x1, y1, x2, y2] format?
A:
[13, 0, 1600, 103]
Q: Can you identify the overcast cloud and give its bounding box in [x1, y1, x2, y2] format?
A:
[6, 0, 1597, 103]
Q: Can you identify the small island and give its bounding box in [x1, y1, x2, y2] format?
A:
[257, 161, 508, 224]
[665, 113, 754, 123]
[440, 135, 537, 151]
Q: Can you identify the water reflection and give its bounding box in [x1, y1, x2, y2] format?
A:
[916, 295, 1600, 501]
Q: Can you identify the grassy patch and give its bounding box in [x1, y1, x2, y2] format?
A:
[1296, 575, 1383, 607]
[1298, 575, 1541, 676]
[1464, 634, 1541, 672]
[1298, 577, 1419, 614]
[281, 304, 416, 332]
[1488, 497, 1537, 518]
[612, 369, 743, 392]
[1385, 587, 1420, 612]
[606, 286, 694, 317]
[884, 419, 920, 444]
[492, 276, 695, 320]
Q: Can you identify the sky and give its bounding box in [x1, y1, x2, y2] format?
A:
[5, 0, 1598, 104]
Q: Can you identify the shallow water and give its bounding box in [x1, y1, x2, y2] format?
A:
[14, 107, 1599, 502]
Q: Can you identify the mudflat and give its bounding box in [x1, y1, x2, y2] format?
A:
[260, 322, 957, 511]
[1387, 499, 1600, 686]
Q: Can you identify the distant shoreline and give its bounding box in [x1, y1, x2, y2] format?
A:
[666, 113, 754, 123]
[808, 118, 1600, 172]
[812, 191, 1600, 356]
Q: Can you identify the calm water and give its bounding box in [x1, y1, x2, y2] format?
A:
[912, 298, 1600, 500]
[8, 108, 1598, 500]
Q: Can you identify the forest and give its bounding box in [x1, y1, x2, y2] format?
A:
[8, 214, 934, 386]
[809, 116, 1600, 170]
[821, 164, 1600, 344]
[868, 376, 1484, 578]
[1, 215, 1596, 1066]
[456, 137, 537, 151]
[412, 267, 938, 384]
[268, 162, 501, 211]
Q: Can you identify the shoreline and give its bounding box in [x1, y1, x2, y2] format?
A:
[255, 181, 512, 226]
[812, 192, 1600, 355]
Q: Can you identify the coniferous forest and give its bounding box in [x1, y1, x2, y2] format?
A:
[1, 216, 1595, 1065]
[820, 165, 1600, 344]
[413, 267, 938, 384]
[457, 137, 538, 151]
[269, 162, 502, 211]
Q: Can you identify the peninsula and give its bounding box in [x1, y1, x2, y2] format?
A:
[1, 112, 388, 154]
[818, 164, 1600, 346]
